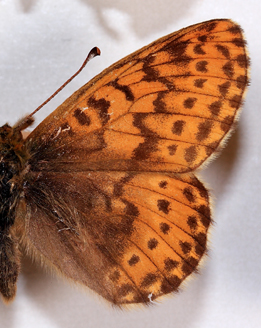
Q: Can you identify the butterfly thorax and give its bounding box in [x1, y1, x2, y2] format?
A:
[0, 124, 26, 228]
[0, 123, 26, 302]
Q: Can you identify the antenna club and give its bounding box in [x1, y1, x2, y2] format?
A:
[90, 47, 101, 57]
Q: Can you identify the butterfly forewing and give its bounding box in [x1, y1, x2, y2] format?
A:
[26, 19, 248, 174]
[10, 19, 249, 305]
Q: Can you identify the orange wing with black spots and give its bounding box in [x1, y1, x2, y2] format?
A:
[16, 171, 211, 304]
[26, 19, 249, 174]
[10, 19, 249, 306]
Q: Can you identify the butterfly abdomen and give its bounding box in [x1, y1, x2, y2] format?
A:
[0, 124, 26, 302]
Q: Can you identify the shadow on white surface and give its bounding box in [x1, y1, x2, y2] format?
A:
[203, 125, 242, 199]
[79, 0, 200, 38]
[18, 0, 37, 12]
[6, 256, 210, 328]
[17, 0, 200, 38]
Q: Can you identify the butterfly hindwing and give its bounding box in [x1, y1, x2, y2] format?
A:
[15, 171, 210, 304]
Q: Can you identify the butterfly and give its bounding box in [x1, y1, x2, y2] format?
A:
[0, 19, 249, 306]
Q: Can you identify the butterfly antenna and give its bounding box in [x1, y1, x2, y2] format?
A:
[15, 47, 101, 131]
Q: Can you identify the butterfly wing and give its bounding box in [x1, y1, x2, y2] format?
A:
[16, 171, 210, 304]
[15, 19, 249, 305]
[25, 19, 249, 174]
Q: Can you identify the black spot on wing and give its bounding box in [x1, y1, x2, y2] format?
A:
[196, 120, 213, 142]
[160, 222, 170, 234]
[193, 44, 206, 55]
[164, 258, 178, 272]
[132, 113, 159, 160]
[183, 97, 197, 109]
[198, 21, 217, 32]
[184, 145, 198, 163]
[180, 241, 192, 254]
[218, 81, 231, 96]
[153, 92, 167, 113]
[228, 25, 242, 35]
[122, 199, 140, 218]
[196, 61, 208, 73]
[216, 44, 230, 58]
[157, 199, 171, 214]
[73, 108, 91, 126]
[147, 238, 158, 250]
[109, 80, 134, 101]
[87, 96, 110, 125]
[208, 101, 222, 116]
[159, 180, 168, 189]
[172, 120, 186, 135]
[222, 61, 234, 78]
[140, 273, 158, 288]
[183, 187, 196, 203]
[113, 174, 135, 197]
[194, 78, 207, 88]
[198, 35, 207, 42]
[187, 215, 198, 230]
[128, 254, 140, 266]
[168, 144, 177, 156]
[236, 75, 247, 89]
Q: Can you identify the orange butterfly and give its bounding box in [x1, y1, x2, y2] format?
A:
[0, 19, 249, 306]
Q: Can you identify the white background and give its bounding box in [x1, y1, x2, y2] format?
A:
[0, 1, 260, 327]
